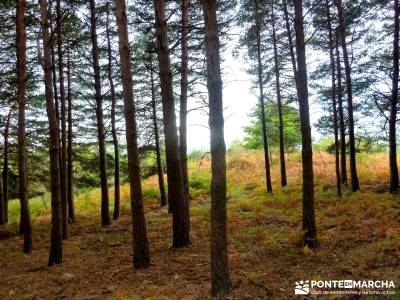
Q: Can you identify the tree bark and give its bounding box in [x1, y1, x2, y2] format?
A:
[106, 5, 120, 219]
[254, 0, 272, 193]
[49, 12, 59, 125]
[115, 0, 150, 268]
[154, 0, 190, 248]
[326, 0, 341, 197]
[179, 0, 190, 203]
[335, 36, 348, 185]
[271, 3, 287, 187]
[201, 0, 231, 296]
[282, 0, 297, 84]
[0, 167, 3, 225]
[66, 49, 75, 222]
[2, 109, 11, 223]
[90, 0, 111, 226]
[390, 0, 400, 193]
[149, 52, 167, 208]
[39, 0, 63, 265]
[294, 0, 317, 248]
[335, 0, 359, 191]
[56, 0, 68, 239]
[16, 0, 33, 253]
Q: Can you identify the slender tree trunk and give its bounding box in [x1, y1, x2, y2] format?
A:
[66, 49, 75, 222]
[106, 5, 120, 219]
[390, 0, 400, 193]
[335, 35, 347, 185]
[39, 0, 63, 265]
[326, 0, 341, 197]
[294, 0, 317, 248]
[282, 0, 297, 84]
[90, 0, 111, 226]
[16, 0, 33, 253]
[271, 3, 287, 187]
[180, 0, 190, 203]
[254, 0, 272, 193]
[335, 0, 359, 191]
[2, 110, 11, 223]
[202, 0, 231, 296]
[154, 0, 190, 248]
[56, 0, 68, 239]
[115, 0, 150, 268]
[149, 52, 167, 208]
[0, 169, 3, 225]
[49, 14, 59, 125]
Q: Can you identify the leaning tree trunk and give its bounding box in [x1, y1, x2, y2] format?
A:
[39, 0, 63, 265]
[115, 0, 150, 268]
[179, 0, 190, 203]
[106, 5, 120, 219]
[389, 0, 400, 193]
[271, 3, 287, 187]
[335, 0, 359, 191]
[90, 0, 111, 226]
[335, 36, 347, 185]
[154, 0, 190, 248]
[326, 0, 341, 197]
[2, 110, 11, 223]
[294, 0, 317, 248]
[149, 52, 167, 208]
[66, 49, 75, 222]
[56, 0, 68, 239]
[254, 0, 272, 193]
[201, 0, 231, 296]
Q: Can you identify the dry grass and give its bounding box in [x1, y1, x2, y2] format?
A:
[0, 150, 399, 299]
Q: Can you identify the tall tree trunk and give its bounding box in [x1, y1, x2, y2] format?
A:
[294, 0, 317, 248]
[390, 0, 400, 193]
[56, 0, 68, 239]
[39, 0, 63, 265]
[106, 5, 120, 219]
[201, 0, 231, 296]
[66, 49, 75, 222]
[335, 0, 359, 191]
[16, 0, 33, 253]
[326, 0, 341, 197]
[154, 0, 190, 248]
[0, 168, 3, 224]
[335, 35, 347, 185]
[1, 107, 14, 223]
[90, 0, 111, 226]
[271, 3, 287, 187]
[2, 109, 11, 223]
[179, 0, 190, 203]
[115, 0, 150, 268]
[282, 0, 297, 84]
[149, 52, 167, 208]
[254, 0, 272, 193]
[49, 13, 59, 125]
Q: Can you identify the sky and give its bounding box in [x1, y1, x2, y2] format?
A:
[185, 51, 256, 152]
[185, 41, 325, 152]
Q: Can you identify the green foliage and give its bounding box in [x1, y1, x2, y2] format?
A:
[243, 102, 301, 151]
[189, 169, 211, 197]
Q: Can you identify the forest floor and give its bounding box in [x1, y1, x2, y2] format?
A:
[0, 150, 399, 299]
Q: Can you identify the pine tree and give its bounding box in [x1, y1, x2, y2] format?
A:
[202, 0, 231, 295]
[39, 0, 63, 265]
